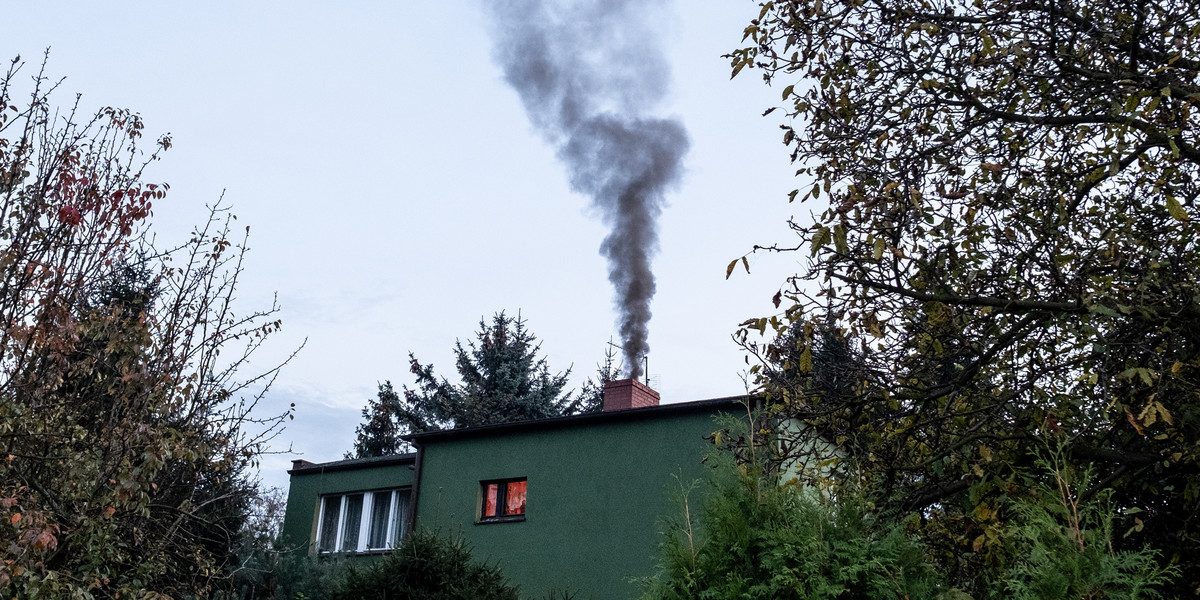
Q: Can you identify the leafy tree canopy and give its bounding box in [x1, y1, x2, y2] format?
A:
[728, 0, 1200, 593]
[0, 56, 290, 598]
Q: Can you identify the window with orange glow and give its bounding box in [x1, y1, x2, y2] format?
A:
[480, 478, 526, 522]
[483, 483, 499, 517]
[505, 480, 526, 515]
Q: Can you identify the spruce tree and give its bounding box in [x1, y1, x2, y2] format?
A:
[347, 382, 406, 458]
[577, 344, 621, 415]
[398, 312, 580, 433]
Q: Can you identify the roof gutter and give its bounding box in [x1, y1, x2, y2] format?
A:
[403, 396, 750, 445]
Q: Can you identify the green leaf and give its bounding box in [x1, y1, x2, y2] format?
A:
[1142, 95, 1162, 115]
[731, 60, 747, 79]
[752, 317, 767, 334]
[798, 346, 813, 373]
[810, 226, 831, 257]
[1138, 368, 1154, 386]
[1167, 196, 1189, 222]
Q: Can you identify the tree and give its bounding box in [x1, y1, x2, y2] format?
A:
[398, 312, 581, 433]
[0, 55, 291, 598]
[643, 414, 1177, 600]
[576, 342, 622, 415]
[347, 382, 406, 459]
[349, 320, 608, 457]
[228, 486, 290, 599]
[728, 0, 1199, 592]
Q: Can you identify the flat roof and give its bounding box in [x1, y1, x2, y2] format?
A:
[404, 395, 751, 445]
[288, 396, 755, 473]
[287, 452, 416, 475]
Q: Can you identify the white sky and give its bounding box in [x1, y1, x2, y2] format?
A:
[7, 1, 809, 491]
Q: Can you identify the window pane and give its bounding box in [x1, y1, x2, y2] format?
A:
[318, 496, 341, 553]
[483, 483, 499, 517]
[392, 490, 410, 543]
[341, 494, 363, 551]
[505, 480, 526, 515]
[367, 491, 391, 549]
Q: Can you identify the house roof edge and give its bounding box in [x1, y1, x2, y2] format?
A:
[404, 395, 754, 445]
[287, 452, 417, 475]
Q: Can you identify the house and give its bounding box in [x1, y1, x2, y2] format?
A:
[280, 379, 748, 600]
[282, 453, 417, 556]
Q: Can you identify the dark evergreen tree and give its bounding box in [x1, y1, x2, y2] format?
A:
[398, 312, 580, 432]
[577, 343, 621, 414]
[346, 382, 407, 459]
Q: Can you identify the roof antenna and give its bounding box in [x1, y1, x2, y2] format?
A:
[607, 340, 649, 385]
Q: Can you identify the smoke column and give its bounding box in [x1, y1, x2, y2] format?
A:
[484, 0, 689, 379]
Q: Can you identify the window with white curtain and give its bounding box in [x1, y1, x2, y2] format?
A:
[479, 478, 527, 523]
[316, 488, 410, 553]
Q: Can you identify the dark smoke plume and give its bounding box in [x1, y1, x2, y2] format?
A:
[485, 0, 689, 380]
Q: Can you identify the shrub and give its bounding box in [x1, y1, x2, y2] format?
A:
[327, 529, 519, 600]
[642, 413, 1179, 600]
[989, 448, 1179, 600]
[641, 453, 944, 600]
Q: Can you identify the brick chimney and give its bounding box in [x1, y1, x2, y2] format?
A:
[602, 378, 660, 411]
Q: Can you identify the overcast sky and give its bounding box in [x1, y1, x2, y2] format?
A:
[6, 1, 809, 491]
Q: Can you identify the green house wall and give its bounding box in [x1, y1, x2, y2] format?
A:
[280, 456, 415, 552]
[412, 405, 728, 600]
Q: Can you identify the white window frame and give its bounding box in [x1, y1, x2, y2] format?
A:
[316, 488, 410, 553]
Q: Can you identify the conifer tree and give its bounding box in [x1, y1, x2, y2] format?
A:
[398, 312, 580, 433]
[577, 344, 621, 415]
[346, 382, 406, 458]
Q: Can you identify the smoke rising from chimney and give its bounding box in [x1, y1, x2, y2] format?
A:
[484, 0, 689, 380]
